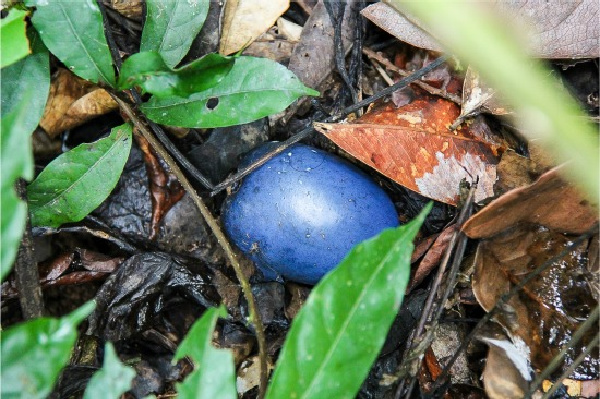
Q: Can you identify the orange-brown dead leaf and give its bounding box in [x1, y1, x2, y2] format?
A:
[315, 95, 505, 205]
[39, 68, 118, 137]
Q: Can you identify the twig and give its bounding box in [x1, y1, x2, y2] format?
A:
[14, 179, 44, 319]
[111, 94, 269, 399]
[526, 306, 599, 398]
[394, 181, 476, 399]
[362, 47, 461, 104]
[210, 55, 449, 195]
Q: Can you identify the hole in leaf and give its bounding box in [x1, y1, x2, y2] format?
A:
[206, 97, 219, 110]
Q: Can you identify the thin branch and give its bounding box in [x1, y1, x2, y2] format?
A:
[210, 55, 449, 195]
[111, 94, 269, 399]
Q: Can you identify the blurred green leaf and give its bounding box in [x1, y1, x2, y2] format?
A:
[388, 0, 599, 202]
[83, 343, 135, 399]
[1, 301, 95, 399]
[27, 0, 116, 86]
[118, 52, 234, 98]
[142, 56, 319, 128]
[141, 0, 209, 68]
[174, 306, 236, 399]
[266, 204, 431, 399]
[27, 123, 133, 228]
[1, 8, 29, 68]
[0, 30, 49, 281]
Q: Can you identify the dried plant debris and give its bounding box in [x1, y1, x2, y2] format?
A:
[472, 224, 598, 379]
[463, 166, 598, 238]
[219, 0, 290, 56]
[94, 143, 224, 264]
[87, 252, 221, 342]
[365, 1, 599, 58]
[316, 93, 506, 204]
[40, 68, 118, 138]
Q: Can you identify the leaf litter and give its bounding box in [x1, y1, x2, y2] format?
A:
[5, 1, 599, 398]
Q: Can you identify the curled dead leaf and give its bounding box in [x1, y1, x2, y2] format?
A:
[316, 96, 505, 205]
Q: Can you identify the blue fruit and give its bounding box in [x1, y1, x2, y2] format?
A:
[222, 143, 399, 285]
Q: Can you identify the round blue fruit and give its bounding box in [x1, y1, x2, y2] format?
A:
[222, 143, 399, 285]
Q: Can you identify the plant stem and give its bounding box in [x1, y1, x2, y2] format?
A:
[111, 94, 268, 399]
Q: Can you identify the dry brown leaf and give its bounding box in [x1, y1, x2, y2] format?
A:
[316, 96, 505, 205]
[219, 0, 289, 55]
[458, 67, 510, 121]
[108, 0, 142, 20]
[361, 3, 442, 53]
[39, 68, 118, 137]
[288, 0, 357, 91]
[242, 28, 296, 62]
[367, 1, 599, 58]
[481, 339, 529, 399]
[463, 166, 598, 238]
[472, 225, 598, 377]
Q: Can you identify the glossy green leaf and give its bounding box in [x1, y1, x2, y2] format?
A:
[0, 30, 50, 281]
[27, 123, 133, 228]
[1, 301, 95, 399]
[266, 204, 432, 399]
[174, 306, 236, 399]
[27, 0, 116, 86]
[1, 8, 30, 68]
[118, 52, 234, 98]
[141, 0, 209, 68]
[83, 343, 135, 399]
[142, 56, 320, 128]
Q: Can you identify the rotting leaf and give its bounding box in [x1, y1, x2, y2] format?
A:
[472, 224, 598, 378]
[266, 205, 430, 399]
[365, 1, 599, 59]
[315, 95, 504, 205]
[135, 133, 185, 240]
[463, 166, 599, 238]
[219, 0, 290, 56]
[1, 249, 123, 299]
[141, 56, 319, 128]
[28, 123, 133, 228]
[140, 0, 209, 68]
[87, 252, 220, 342]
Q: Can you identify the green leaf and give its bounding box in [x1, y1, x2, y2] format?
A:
[141, 0, 209, 68]
[266, 204, 432, 399]
[28, 0, 116, 86]
[174, 306, 236, 399]
[83, 343, 135, 399]
[1, 301, 95, 399]
[1, 8, 30, 68]
[118, 52, 234, 98]
[0, 29, 50, 281]
[27, 123, 133, 228]
[142, 56, 320, 128]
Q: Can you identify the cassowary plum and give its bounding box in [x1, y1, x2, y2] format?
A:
[222, 143, 398, 285]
